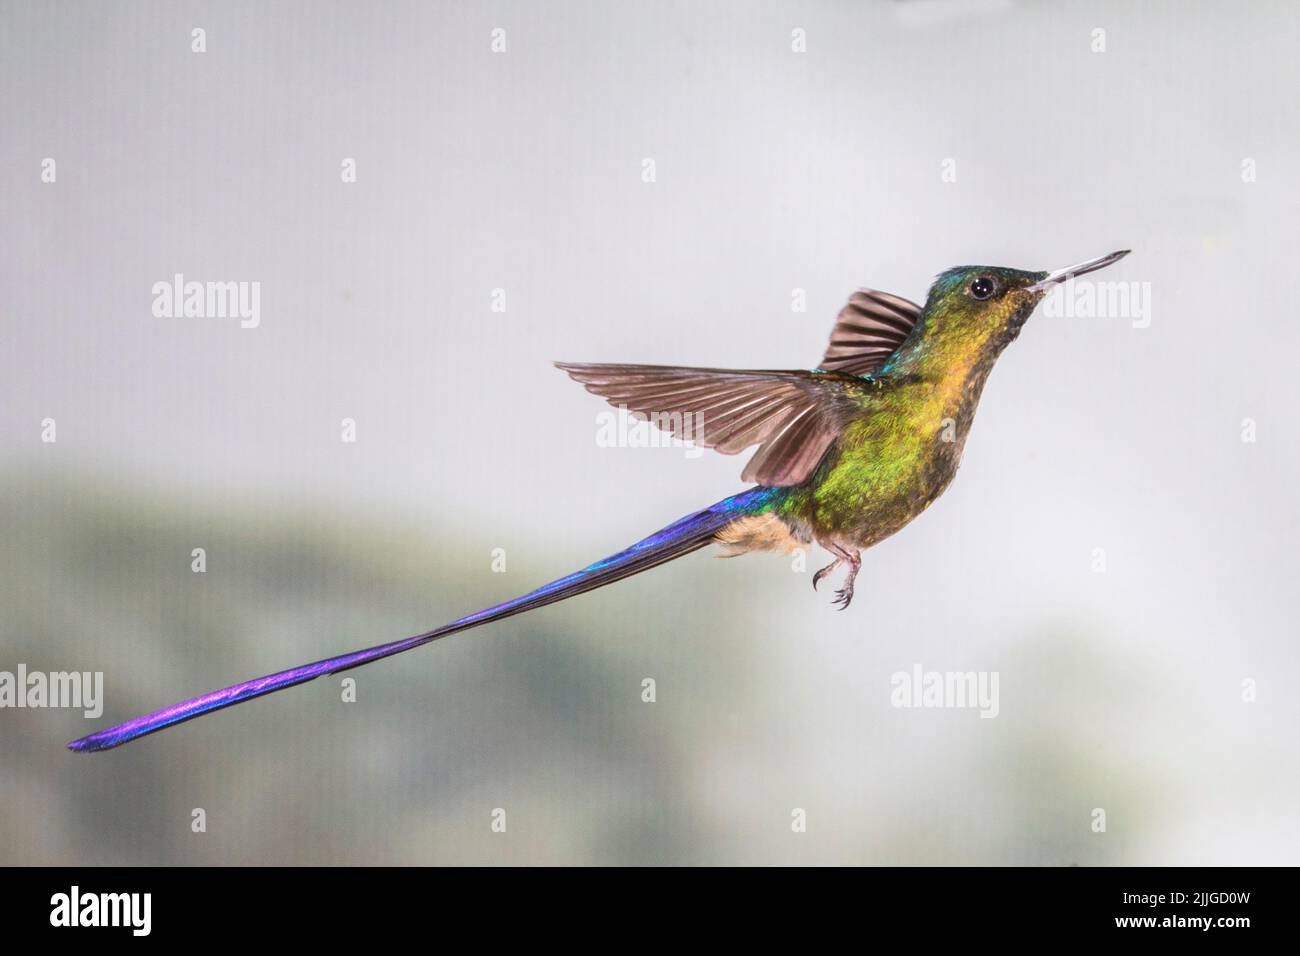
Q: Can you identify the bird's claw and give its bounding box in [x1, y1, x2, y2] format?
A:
[812, 561, 840, 592]
[813, 547, 860, 608]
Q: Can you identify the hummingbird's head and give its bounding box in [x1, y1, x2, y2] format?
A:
[920, 250, 1131, 355]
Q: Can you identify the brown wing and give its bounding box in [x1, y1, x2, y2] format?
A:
[819, 289, 922, 376]
[557, 287, 919, 487]
[556, 363, 863, 487]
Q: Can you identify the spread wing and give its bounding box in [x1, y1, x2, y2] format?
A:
[819, 289, 922, 376]
[557, 287, 922, 487]
[556, 363, 862, 487]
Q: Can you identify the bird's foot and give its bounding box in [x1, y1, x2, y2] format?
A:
[828, 549, 862, 610]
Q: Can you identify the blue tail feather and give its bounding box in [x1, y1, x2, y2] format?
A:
[67, 486, 782, 752]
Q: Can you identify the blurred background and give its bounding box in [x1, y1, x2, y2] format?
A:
[2, 0, 1297, 865]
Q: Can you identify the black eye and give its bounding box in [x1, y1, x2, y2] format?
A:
[969, 276, 996, 300]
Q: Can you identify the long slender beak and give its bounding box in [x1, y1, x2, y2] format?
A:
[1025, 249, 1130, 293]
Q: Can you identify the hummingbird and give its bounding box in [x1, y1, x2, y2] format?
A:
[69, 250, 1130, 752]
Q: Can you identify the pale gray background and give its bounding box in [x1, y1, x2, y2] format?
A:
[2, 0, 1297, 864]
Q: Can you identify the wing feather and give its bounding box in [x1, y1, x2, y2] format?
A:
[555, 285, 919, 486]
[819, 289, 923, 377]
[556, 362, 858, 486]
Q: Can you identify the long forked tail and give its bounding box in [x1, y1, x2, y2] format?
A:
[68, 486, 784, 753]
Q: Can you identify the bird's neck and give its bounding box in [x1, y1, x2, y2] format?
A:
[897, 307, 1006, 370]
[883, 321, 1007, 436]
